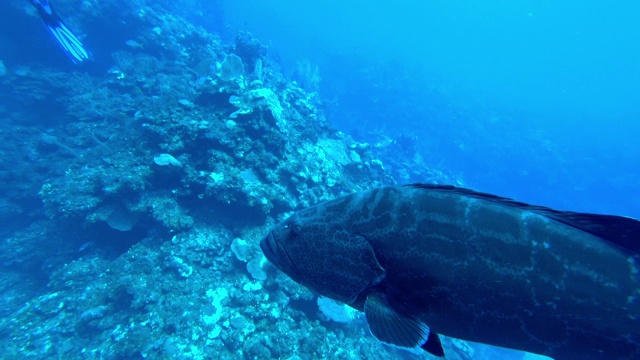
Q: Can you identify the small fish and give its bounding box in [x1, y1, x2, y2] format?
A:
[125, 40, 143, 49]
[261, 184, 640, 359]
[77, 241, 94, 253]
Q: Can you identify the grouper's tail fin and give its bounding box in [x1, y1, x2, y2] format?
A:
[31, 0, 90, 63]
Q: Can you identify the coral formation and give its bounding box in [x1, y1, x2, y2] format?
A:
[0, 1, 474, 359]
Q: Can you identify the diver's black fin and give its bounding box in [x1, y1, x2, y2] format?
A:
[406, 183, 640, 253]
[33, 0, 90, 63]
[364, 292, 445, 357]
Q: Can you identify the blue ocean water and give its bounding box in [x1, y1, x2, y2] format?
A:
[223, 0, 640, 216]
[0, 0, 638, 359]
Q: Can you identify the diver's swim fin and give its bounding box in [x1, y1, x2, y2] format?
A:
[31, 0, 90, 63]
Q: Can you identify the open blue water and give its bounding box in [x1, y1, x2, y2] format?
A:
[222, 0, 640, 216]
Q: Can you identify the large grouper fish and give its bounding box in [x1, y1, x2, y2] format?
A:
[260, 184, 640, 359]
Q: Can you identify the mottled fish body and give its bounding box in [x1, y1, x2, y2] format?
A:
[261, 184, 640, 359]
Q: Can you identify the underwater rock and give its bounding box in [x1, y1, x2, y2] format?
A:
[105, 203, 138, 232]
[153, 153, 182, 166]
[33, 292, 65, 316]
[234, 31, 267, 69]
[166, 256, 193, 278]
[80, 305, 109, 321]
[178, 99, 195, 108]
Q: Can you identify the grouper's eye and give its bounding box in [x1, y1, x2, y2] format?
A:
[283, 222, 302, 235]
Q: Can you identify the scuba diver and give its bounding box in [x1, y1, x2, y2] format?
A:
[29, 0, 90, 63]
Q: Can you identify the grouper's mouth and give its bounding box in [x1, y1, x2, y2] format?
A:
[260, 232, 279, 265]
[260, 231, 300, 278]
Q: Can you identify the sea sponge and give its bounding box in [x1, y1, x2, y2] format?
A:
[317, 296, 357, 323]
[219, 54, 244, 82]
[153, 153, 181, 166]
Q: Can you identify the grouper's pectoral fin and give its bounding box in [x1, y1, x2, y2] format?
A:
[364, 292, 445, 357]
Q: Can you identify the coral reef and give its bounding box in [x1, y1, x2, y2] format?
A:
[0, 1, 475, 359]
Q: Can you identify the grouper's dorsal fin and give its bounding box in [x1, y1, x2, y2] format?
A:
[405, 183, 640, 254]
[364, 292, 445, 357]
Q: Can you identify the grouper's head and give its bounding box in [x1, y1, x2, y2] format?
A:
[260, 204, 385, 304]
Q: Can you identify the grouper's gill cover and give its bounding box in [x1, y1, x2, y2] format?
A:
[260, 184, 640, 360]
[261, 205, 386, 304]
